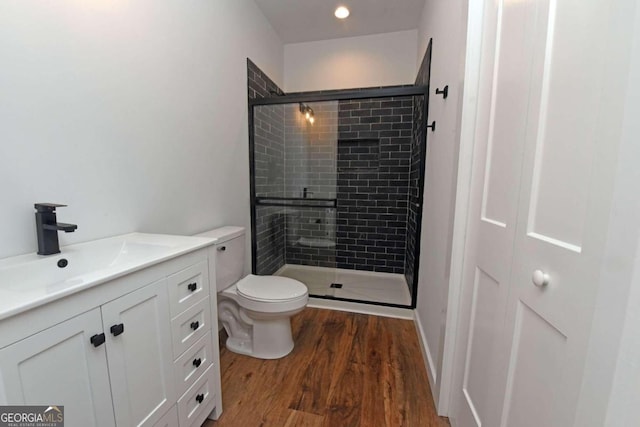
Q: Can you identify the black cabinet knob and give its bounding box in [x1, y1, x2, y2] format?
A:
[217, 246, 226, 252]
[110, 323, 124, 336]
[190, 321, 199, 331]
[187, 282, 197, 292]
[196, 394, 204, 404]
[193, 358, 202, 368]
[90, 333, 106, 347]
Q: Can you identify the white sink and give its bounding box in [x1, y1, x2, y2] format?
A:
[0, 233, 216, 320]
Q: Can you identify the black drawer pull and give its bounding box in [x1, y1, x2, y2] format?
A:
[193, 358, 202, 368]
[196, 394, 204, 404]
[110, 323, 124, 336]
[190, 321, 199, 331]
[217, 246, 226, 252]
[187, 282, 197, 292]
[90, 333, 106, 347]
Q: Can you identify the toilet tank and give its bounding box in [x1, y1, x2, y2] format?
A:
[195, 226, 246, 292]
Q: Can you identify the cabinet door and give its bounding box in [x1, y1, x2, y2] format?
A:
[0, 308, 115, 427]
[102, 279, 176, 427]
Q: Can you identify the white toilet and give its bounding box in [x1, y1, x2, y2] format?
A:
[198, 226, 308, 359]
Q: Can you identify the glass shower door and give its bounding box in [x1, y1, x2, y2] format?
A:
[252, 101, 340, 297]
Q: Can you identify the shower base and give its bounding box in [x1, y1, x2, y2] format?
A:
[274, 264, 411, 306]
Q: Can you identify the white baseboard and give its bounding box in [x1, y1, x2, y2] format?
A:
[414, 309, 439, 407]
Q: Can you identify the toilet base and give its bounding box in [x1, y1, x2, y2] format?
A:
[251, 317, 295, 359]
[224, 316, 295, 359]
[219, 294, 305, 360]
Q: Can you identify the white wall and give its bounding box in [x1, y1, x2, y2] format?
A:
[0, 0, 283, 260]
[413, 0, 468, 413]
[284, 30, 417, 92]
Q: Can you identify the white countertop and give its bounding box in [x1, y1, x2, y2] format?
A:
[0, 233, 217, 321]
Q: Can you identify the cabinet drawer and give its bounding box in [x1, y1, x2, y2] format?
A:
[171, 298, 211, 358]
[177, 364, 216, 427]
[153, 405, 178, 427]
[174, 334, 214, 397]
[168, 261, 209, 319]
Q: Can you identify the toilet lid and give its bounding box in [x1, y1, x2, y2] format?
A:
[236, 275, 308, 302]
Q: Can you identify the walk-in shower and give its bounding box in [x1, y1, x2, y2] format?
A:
[248, 87, 429, 308]
[247, 57, 431, 308]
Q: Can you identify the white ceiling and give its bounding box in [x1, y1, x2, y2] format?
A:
[253, 0, 426, 44]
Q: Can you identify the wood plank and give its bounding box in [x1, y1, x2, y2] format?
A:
[205, 308, 450, 427]
[288, 310, 348, 415]
[283, 409, 324, 427]
[360, 315, 392, 427]
[261, 308, 332, 425]
[322, 313, 368, 426]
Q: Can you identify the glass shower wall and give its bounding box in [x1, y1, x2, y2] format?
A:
[283, 101, 338, 273]
[253, 101, 339, 277]
[283, 101, 338, 200]
[251, 89, 427, 307]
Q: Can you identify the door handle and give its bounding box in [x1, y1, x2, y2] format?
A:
[532, 270, 550, 287]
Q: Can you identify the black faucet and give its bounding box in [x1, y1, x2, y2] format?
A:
[34, 203, 77, 255]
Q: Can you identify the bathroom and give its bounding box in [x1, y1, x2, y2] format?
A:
[2, 1, 640, 427]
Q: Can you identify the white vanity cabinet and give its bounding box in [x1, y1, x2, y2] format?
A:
[0, 308, 116, 427]
[0, 246, 223, 427]
[102, 278, 176, 426]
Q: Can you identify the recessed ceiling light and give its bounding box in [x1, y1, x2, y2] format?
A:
[334, 6, 350, 19]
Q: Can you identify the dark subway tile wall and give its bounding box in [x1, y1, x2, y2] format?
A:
[404, 97, 424, 289]
[335, 96, 414, 274]
[248, 59, 285, 100]
[254, 105, 285, 199]
[287, 245, 336, 268]
[405, 42, 432, 292]
[248, 59, 286, 275]
[255, 206, 286, 275]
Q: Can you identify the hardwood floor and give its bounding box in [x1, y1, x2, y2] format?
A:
[204, 308, 450, 427]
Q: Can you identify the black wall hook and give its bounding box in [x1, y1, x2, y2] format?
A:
[435, 85, 449, 99]
[426, 121, 436, 132]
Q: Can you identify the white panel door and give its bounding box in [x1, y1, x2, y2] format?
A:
[452, 0, 629, 425]
[449, 0, 536, 424]
[102, 279, 176, 427]
[0, 308, 115, 427]
[498, 0, 625, 425]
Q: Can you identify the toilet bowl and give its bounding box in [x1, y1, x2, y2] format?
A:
[197, 226, 308, 359]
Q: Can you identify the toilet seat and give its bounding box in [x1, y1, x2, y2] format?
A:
[236, 275, 308, 303]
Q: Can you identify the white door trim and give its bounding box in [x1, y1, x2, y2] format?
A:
[433, 0, 488, 415]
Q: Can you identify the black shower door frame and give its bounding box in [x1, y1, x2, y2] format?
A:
[248, 84, 430, 309]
